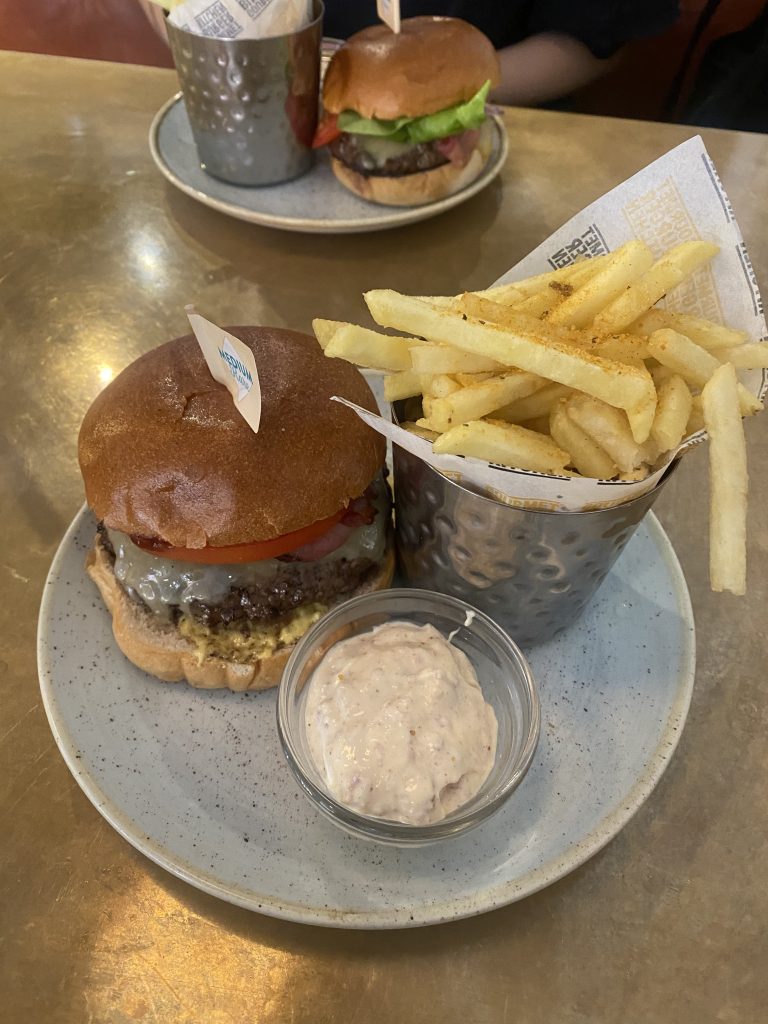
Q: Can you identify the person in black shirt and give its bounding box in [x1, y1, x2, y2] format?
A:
[139, 0, 680, 107]
[324, 1, 680, 106]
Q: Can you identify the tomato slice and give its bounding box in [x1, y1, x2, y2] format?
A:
[131, 508, 346, 564]
[312, 113, 341, 148]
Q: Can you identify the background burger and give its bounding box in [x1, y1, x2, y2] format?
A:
[314, 16, 501, 207]
[78, 327, 393, 691]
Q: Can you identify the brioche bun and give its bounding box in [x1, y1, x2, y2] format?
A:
[78, 327, 385, 549]
[322, 17, 500, 121]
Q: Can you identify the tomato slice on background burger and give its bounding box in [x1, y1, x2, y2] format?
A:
[312, 113, 341, 148]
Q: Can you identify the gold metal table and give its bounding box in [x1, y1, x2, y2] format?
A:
[1, 50, 766, 1023]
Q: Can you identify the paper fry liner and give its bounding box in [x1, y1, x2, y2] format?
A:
[168, 0, 312, 39]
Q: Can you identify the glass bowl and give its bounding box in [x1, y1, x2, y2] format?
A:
[276, 589, 540, 846]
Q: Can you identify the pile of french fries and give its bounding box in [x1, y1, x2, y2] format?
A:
[313, 240, 767, 595]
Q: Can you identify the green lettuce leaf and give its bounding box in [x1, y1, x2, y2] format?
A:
[336, 81, 491, 145]
[335, 111, 412, 142]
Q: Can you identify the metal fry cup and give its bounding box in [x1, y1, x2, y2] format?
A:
[393, 425, 677, 647]
[167, 0, 323, 187]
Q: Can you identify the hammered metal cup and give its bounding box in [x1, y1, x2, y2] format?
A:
[167, 1, 323, 186]
[393, 440, 676, 648]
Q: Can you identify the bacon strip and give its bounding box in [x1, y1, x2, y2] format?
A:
[435, 129, 480, 168]
[284, 493, 377, 562]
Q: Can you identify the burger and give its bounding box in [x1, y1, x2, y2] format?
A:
[314, 17, 501, 207]
[78, 327, 394, 691]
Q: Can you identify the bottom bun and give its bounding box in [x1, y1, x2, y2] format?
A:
[331, 120, 494, 208]
[86, 537, 395, 692]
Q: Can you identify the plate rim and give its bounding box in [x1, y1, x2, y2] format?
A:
[147, 93, 509, 234]
[37, 506, 695, 929]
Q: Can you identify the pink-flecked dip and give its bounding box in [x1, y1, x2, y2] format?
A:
[304, 621, 498, 825]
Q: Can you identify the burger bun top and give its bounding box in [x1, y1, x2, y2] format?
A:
[322, 17, 500, 122]
[78, 327, 386, 549]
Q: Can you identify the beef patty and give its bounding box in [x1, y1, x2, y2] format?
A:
[97, 522, 379, 630]
[329, 134, 449, 178]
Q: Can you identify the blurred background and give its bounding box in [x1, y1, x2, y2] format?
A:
[1, 0, 766, 130]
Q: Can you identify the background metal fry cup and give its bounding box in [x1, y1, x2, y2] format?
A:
[393, 402, 677, 647]
[167, 0, 323, 187]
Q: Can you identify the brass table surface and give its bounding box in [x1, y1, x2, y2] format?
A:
[1, 50, 766, 1023]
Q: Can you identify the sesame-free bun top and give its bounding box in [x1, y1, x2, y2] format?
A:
[78, 327, 386, 549]
[322, 17, 500, 121]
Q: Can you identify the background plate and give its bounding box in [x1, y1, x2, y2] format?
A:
[149, 94, 508, 234]
[38, 508, 694, 928]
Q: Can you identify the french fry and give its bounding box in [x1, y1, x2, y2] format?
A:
[422, 374, 460, 399]
[453, 372, 497, 387]
[592, 241, 720, 333]
[312, 318, 341, 350]
[650, 375, 693, 452]
[650, 362, 676, 387]
[567, 258, 612, 290]
[645, 326, 718, 385]
[548, 240, 654, 328]
[365, 291, 656, 415]
[648, 328, 762, 415]
[421, 396, 437, 422]
[702, 362, 748, 594]
[564, 394, 645, 472]
[618, 467, 650, 482]
[475, 254, 609, 302]
[493, 382, 572, 423]
[549, 400, 618, 479]
[639, 436, 661, 466]
[458, 293, 569, 338]
[420, 264, 605, 321]
[719, 343, 768, 369]
[401, 421, 439, 442]
[459, 293, 649, 362]
[512, 288, 565, 318]
[519, 415, 553, 435]
[416, 294, 461, 309]
[318, 321, 415, 371]
[687, 395, 705, 434]
[625, 361, 658, 444]
[409, 343, 504, 375]
[432, 419, 570, 475]
[424, 371, 544, 432]
[465, 283, 526, 306]
[581, 334, 651, 362]
[629, 309, 747, 351]
[383, 370, 423, 402]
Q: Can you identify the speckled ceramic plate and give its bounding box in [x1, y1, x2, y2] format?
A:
[148, 94, 508, 234]
[37, 508, 694, 928]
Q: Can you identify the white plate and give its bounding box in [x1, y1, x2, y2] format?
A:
[38, 508, 694, 928]
[148, 94, 508, 234]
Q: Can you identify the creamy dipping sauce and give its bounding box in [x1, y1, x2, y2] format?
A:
[304, 621, 498, 825]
